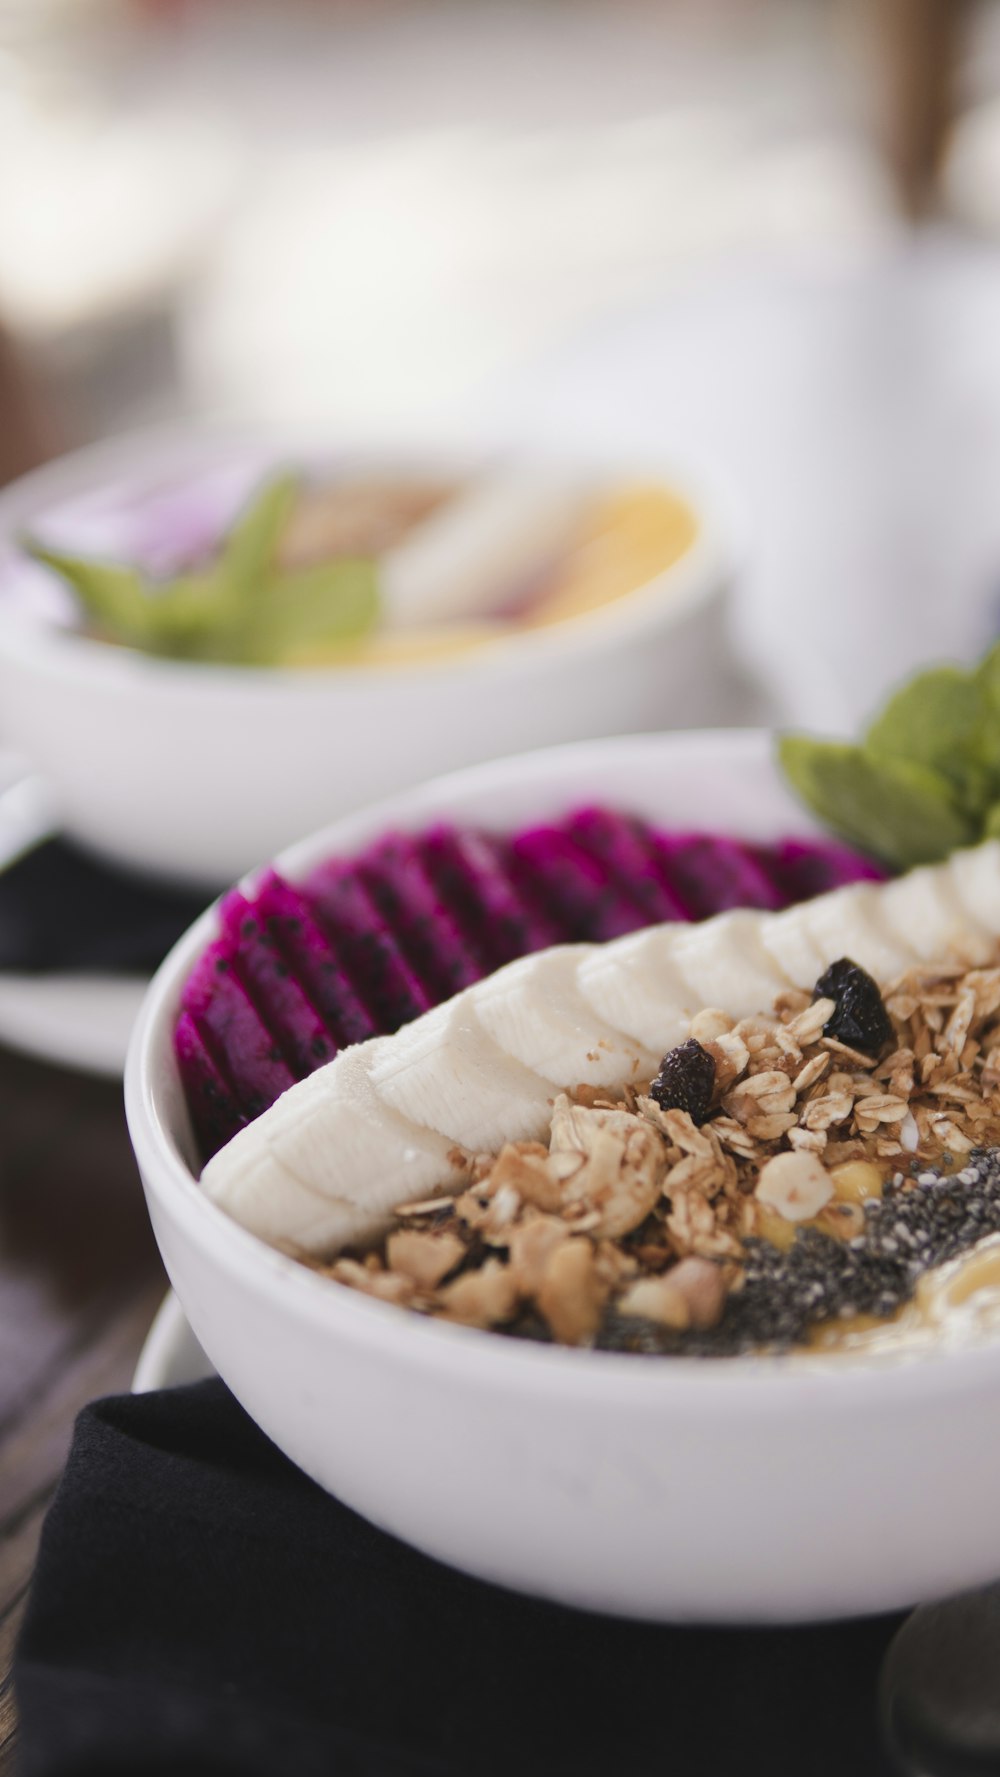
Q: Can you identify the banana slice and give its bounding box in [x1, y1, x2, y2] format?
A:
[367, 996, 555, 1151]
[878, 864, 993, 964]
[949, 841, 1000, 932]
[202, 1042, 465, 1248]
[668, 910, 792, 1013]
[575, 927, 696, 1053]
[758, 905, 829, 987]
[472, 945, 656, 1086]
[201, 841, 1000, 1259]
[794, 883, 919, 983]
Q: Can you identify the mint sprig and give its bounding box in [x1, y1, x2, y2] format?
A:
[779, 645, 1000, 870]
[23, 473, 379, 667]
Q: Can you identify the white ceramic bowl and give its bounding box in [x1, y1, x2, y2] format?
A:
[0, 430, 736, 889]
[126, 730, 1000, 1623]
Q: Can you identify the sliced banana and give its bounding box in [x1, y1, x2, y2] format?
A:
[758, 905, 829, 987]
[878, 864, 993, 964]
[668, 910, 792, 1014]
[201, 841, 1000, 1259]
[368, 995, 554, 1151]
[575, 927, 696, 1053]
[948, 841, 1000, 932]
[202, 1041, 465, 1247]
[794, 883, 918, 983]
[472, 944, 656, 1086]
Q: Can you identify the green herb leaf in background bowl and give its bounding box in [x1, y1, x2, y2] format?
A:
[22, 474, 380, 668]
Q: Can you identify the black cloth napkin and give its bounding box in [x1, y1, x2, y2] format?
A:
[15, 1379, 905, 1777]
[0, 837, 207, 974]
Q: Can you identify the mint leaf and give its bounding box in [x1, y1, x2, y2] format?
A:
[23, 474, 379, 666]
[971, 644, 1000, 782]
[778, 736, 974, 869]
[865, 666, 999, 816]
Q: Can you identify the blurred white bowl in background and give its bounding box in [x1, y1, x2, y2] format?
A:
[0, 428, 740, 888]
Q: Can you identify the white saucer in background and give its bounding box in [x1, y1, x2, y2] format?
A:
[133, 1292, 213, 1392]
[0, 756, 148, 1078]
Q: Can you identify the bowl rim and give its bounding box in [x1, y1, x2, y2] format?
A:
[0, 422, 738, 693]
[125, 726, 1000, 1409]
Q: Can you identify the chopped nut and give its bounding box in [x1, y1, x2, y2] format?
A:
[668, 1256, 728, 1329]
[329, 1258, 417, 1307]
[386, 1229, 466, 1290]
[618, 1274, 690, 1329]
[755, 1151, 833, 1222]
[487, 1142, 565, 1212]
[537, 1238, 608, 1345]
[438, 1259, 520, 1328]
[506, 1214, 572, 1293]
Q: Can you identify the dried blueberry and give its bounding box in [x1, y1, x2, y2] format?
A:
[812, 956, 893, 1057]
[649, 1037, 716, 1124]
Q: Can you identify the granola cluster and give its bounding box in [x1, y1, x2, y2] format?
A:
[315, 953, 1000, 1351]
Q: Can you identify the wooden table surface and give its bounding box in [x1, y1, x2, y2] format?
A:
[0, 1045, 167, 1772]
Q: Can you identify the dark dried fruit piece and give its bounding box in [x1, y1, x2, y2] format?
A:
[649, 1038, 716, 1124]
[812, 956, 893, 1057]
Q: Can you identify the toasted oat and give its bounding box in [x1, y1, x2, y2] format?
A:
[550, 1096, 666, 1238]
[785, 997, 835, 1047]
[689, 1008, 736, 1042]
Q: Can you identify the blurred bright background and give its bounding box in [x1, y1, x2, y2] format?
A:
[5, 0, 1000, 723]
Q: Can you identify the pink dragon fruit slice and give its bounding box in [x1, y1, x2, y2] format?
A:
[356, 834, 483, 1000]
[508, 824, 651, 941]
[760, 838, 887, 900]
[217, 889, 338, 1076]
[417, 826, 560, 969]
[649, 833, 786, 919]
[253, 872, 376, 1049]
[304, 859, 431, 1029]
[174, 1010, 248, 1155]
[564, 808, 689, 923]
[180, 947, 296, 1119]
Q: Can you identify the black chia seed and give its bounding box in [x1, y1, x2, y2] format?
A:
[594, 1146, 1000, 1358]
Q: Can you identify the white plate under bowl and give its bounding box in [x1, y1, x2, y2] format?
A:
[133, 1291, 212, 1392]
[125, 729, 1000, 1625]
[0, 759, 145, 1076]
